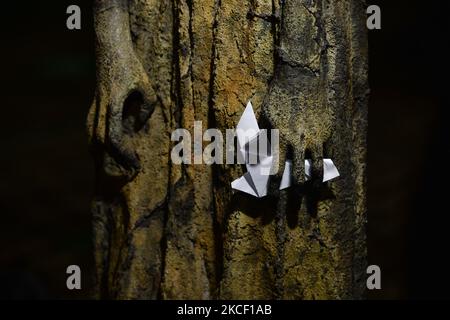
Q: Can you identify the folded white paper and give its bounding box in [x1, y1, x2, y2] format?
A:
[232, 101, 272, 197]
[322, 158, 340, 182]
[305, 159, 312, 182]
[231, 101, 340, 198]
[279, 160, 293, 190]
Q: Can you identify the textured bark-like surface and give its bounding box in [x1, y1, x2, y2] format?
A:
[87, 0, 369, 299]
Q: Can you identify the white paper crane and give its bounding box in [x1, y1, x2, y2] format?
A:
[231, 101, 340, 198]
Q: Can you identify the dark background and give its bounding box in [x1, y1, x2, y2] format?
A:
[0, 0, 448, 299]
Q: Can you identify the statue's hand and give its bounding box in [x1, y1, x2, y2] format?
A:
[260, 64, 333, 192]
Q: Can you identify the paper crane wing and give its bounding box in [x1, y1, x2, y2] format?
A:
[231, 172, 258, 197]
[323, 159, 340, 182]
